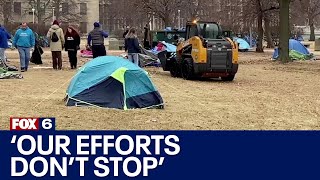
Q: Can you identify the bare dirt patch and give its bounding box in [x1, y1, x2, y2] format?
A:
[1, 50, 319, 130]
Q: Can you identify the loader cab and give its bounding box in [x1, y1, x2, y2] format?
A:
[186, 21, 223, 40]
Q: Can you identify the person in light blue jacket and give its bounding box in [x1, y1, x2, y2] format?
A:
[13, 23, 35, 72]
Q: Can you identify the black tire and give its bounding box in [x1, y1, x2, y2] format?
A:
[170, 59, 182, 77]
[181, 58, 194, 80]
[239, 49, 248, 52]
[221, 75, 235, 81]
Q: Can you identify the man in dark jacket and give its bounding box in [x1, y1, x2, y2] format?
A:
[0, 25, 11, 66]
[125, 28, 141, 66]
[87, 22, 108, 58]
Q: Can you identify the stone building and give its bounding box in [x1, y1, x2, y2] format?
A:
[6, 0, 99, 33]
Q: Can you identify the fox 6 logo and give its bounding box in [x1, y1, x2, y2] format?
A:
[10, 118, 55, 131]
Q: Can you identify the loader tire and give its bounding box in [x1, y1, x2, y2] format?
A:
[170, 59, 182, 78]
[182, 58, 194, 80]
[221, 75, 235, 81]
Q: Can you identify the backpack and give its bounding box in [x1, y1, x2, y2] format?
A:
[51, 31, 59, 42]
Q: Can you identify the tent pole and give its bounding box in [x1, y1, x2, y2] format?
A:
[250, 26, 253, 48]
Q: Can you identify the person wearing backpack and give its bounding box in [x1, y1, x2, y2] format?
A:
[13, 23, 35, 72]
[47, 20, 65, 70]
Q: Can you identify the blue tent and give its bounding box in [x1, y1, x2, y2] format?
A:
[297, 36, 304, 41]
[65, 56, 164, 110]
[272, 39, 310, 59]
[234, 38, 250, 51]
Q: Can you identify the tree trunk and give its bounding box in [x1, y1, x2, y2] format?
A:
[163, 14, 172, 28]
[54, 1, 60, 21]
[264, 16, 274, 48]
[36, 0, 43, 24]
[309, 22, 315, 41]
[0, 12, 3, 26]
[256, 0, 264, 52]
[4, 17, 9, 26]
[256, 12, 264, 52]
[279, 0, 290, 63]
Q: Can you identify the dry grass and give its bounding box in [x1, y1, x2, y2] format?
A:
[1, 49, 320, 130]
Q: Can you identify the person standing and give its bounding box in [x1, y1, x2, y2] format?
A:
[143, 24, 151, 49]
[87, 22, 108, 58]
[0, 25, 11, 66]
[123, 26, 130, 38]
[125, 28, 141, 66]
[30, 32, 44, 65]
[13, 23, 35, 72]
[47, 20, 65, 70]
[65, 26, 80, 69]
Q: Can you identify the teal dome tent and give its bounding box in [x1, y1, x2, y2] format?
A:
[65, 56, 164, 110]
[233, 37, 250, 52]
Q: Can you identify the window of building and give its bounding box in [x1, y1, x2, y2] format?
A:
[80, 22, 87, 33]
[14, 2, 21, 15]
[80, 3, 87, 15]
[3, 3, 12, 15]
[62, 3, 68, 14]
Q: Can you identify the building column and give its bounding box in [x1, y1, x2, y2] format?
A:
[87, 0, 99, 33]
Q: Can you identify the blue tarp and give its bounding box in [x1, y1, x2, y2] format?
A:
[148, 41, 177, 55]
[234, 37, 250, 50]
[244, 35, 257, 47]
[272, 39, 310, 59]
[149, 49, 161, 55]
[161, 42, 177, 52]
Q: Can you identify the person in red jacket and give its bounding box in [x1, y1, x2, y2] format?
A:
[64, 26, 80, 69]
